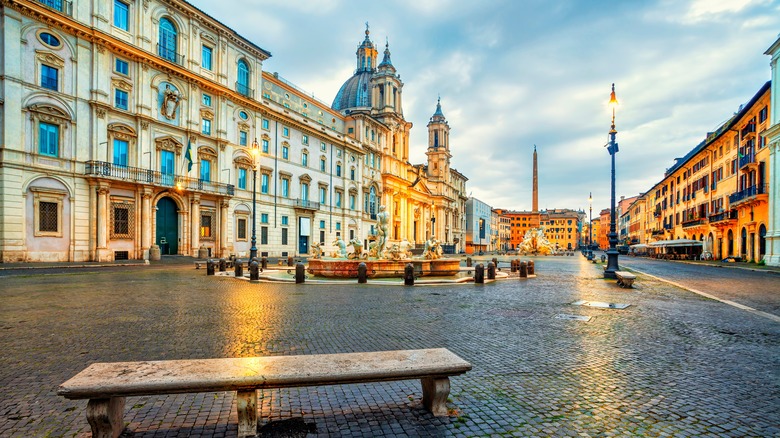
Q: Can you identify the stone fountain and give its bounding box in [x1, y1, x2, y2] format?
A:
[307, 205, 461, 278]
[517, 227, 558, 256]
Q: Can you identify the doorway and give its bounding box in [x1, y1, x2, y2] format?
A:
[156, 197, 178, 255]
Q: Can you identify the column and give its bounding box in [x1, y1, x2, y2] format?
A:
[141, 188, 153, 259]
[190, 194, 200, 257]
[220, 200, 229, 257]
[96, 183, 111, 261]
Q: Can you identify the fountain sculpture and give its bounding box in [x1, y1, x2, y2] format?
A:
[517, 227, 558, 256]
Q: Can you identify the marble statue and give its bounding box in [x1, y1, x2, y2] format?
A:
[332, 237, 348, 258]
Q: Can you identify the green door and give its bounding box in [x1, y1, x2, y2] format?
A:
[156, 197, 178, 255]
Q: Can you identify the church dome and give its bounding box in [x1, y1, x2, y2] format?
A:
[332, 70, 373, 111]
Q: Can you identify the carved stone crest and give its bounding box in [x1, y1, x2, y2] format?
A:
[160, 85, 181, 120]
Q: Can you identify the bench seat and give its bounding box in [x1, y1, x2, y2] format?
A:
[58, 348, 471, 438]
[614, 271, 637, 288]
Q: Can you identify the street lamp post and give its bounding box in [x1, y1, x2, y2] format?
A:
[604, 84, 620, 279]
[249, 139, 259, 260]
[588, 192, 593, 248]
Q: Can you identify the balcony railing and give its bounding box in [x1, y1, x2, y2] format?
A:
[36, 0, 73, 16]
[709, 210, 738, 223]
[728, 184, 767, 205]
[293, 199, 320, 210]
[663, 224, 673, 230]
[740, 123, 756, 138]
[85, 161, 234, 196]
[235, 82, 254, 99]
[739, 149, 755, 168]
[651, 229, 665, 236]
[682, 217, 707, 228]
[157, 44, 184, 66]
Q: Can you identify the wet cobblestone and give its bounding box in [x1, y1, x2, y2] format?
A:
[0, 257, 778, 437]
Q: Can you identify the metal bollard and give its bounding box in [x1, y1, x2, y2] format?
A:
[288, 256, 294, 267]
[261, 256, 268, 271]
[295, 262, 305, 283]
[404, 263, 415, 286]
[511, 259, 518, 273]
[206, 259, 215, 276]
[601, 254, 606, 263]
[466, 257, 472, 267]
[474, 263, 485, 284]
[358, 262, 367, 284]
[487, 262, 496, 280]
[234, 259, 243, 277]
[249, 260, 259, 281]
[218, 258, 227, 272]
[527, 260, 535, 276]
[519, 261, 528, 278]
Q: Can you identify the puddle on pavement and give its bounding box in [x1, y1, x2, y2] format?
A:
[571, 300, 630, 309]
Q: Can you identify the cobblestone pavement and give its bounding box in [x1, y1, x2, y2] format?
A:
[618, 256, 780, 316]
[1, 257, 778, 437]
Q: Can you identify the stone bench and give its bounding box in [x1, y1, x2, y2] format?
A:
[615, 271, 637, 288]
[57, 348, 472, 438]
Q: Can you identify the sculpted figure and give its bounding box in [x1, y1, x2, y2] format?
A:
[386, 243, 403, 261]
[332, 237, 348, 258]
[376, 205, 389, 255]
[423, 237, 442, 260]
[399, 239, 413, 259]
[310, 241, 323, 259]
[348, 238, 364, 260]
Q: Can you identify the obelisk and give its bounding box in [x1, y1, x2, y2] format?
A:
[532, 145, 538, 212]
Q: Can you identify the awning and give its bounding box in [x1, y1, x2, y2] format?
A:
[649, 239, 703, 248]
[629, 244, 648, 249]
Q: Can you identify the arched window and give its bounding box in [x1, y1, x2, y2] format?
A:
[237, 60, 250, 96]
[369, 186, 377, 219]
[159, 18, 178, 63]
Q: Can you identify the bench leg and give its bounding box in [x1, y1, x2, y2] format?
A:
[86, 397, 125, 438]
[421, 377, 450, 416]
[236, 389, 258, 438]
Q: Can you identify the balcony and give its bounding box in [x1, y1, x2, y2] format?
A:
[293, 199, 320, 211]
[235, 82, 254, 99]
[739, 149, 756, 169]
[740, 123, 756, 139]
[85, 161, 234, 196]
[157, 44, 184, 66]
[709, 210, 738, 224]
[728, 184, 768, 206]
[681, 217, 707, 228]
[651, 229, 665, 236]
[36, 0, 72, 16]
[663, 224, 673, 231]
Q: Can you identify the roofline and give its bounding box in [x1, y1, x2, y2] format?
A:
[765, 34, 780, 56]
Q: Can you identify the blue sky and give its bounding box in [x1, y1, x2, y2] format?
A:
[197, 0, 780, 213]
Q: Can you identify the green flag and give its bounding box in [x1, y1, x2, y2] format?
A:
[184, 137, 193, 172]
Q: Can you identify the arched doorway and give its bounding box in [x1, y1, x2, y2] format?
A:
[156, 197, 178, 255]
[740, 228, 748, 259]
[727, 230, 734, 257]
[759, 224, 767, 261]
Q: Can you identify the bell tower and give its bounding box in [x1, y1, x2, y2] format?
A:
[426, 97, 451, 180]
[356, 23, 377, 72]
[372, 39, 404, 117]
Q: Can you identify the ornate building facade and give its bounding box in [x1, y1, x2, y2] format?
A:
[0, 0, 468, 262]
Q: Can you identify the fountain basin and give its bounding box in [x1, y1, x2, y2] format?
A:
[307, 258, 461, 278]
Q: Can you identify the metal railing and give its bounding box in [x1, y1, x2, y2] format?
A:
[709, 210, 737, 223]
[728, 184, 767, 205]
[681, 217, 707, 228]
[157, 44, 184, 65]
[235, 82, 254, 99]
[85, 161, 234, 196]
[739, 149, 755, 168]
[36, 0, 72, 16]
[293, 199, 320, 210]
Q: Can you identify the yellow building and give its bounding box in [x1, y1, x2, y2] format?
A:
[643, 82, 771, 261]
[540, 209, 582, 251]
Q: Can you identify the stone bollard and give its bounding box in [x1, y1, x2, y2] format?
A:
[249, 260, 259, 281]
[474, 263, 485, 284]
[149, 245, 161, 261]
[288, 256, 294, 267]
[234, 259, 243, 277]
[404, 263, 415, 286]
[198, 245, 209, 260]
[206, 259, 215, 276]
[511, 259, 518, 273]
[358, 262, 368, 284]
[295, 262, 305, 284]
[487, 262, 496, 280]
[261, 256, 268, 271]
[527, 260, 535, 276]
[217, 258, 226, 272]
[519, 261, 528, 278]
[466, 257, 472, 267]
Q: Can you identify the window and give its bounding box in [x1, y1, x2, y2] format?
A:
[113, 139, 128, 166]
[239, 131, 248, 147]
[301, 183, 309, 201]
[110, 203, 134, 239]
[336, 192, 342, 208]
[39, 201, 58, 232]
[281, 178, 289, 197]
[202, 93, 212, 107]
[281, 228, 288, 245]
[349, 194, 355, 210]
[759, 106, 768, 123]
[302, 135, 309, 145]
[39, 122, 59, 157]
[282, 146, 289, 160]
[202, 118, 211, 135]
[350, 168, 355, 181]
[158, 18, 177, 62]
[282, 216, 289, 226]
[114, 89, 128, 110]
[302, 152, 308, 167]
[41, 65, 58, 91]
[319, 220, 325, 229]
[336, 222, 341, 231]
[261, 226, 268, 245]
[115, 58, 129, 75]
[262, 119, 269, 130]
[320, 142, 326, 151]
[201, 213, 213, 238]
[238, 168, 247, 190]
[161, 150, 174, 182]
[261, 173, 269, 194]
[320, 230, 325, 244]
[262, 139, 269, 153]
[237, 59, 250, 96]
[201, 45, 213, 70]
[237, 217, 247, 240]
[200, 159, 211, 181]
[283, 126, 290, 137]
[39, 32, 61, 47]
[320, 158, 326, 172]
[113, 0, 129, 30]
[239, 111, 248, 120]
[261, 213, 269, 223]
[336, 164, 342, 177]
[319, 187, 326, 204]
